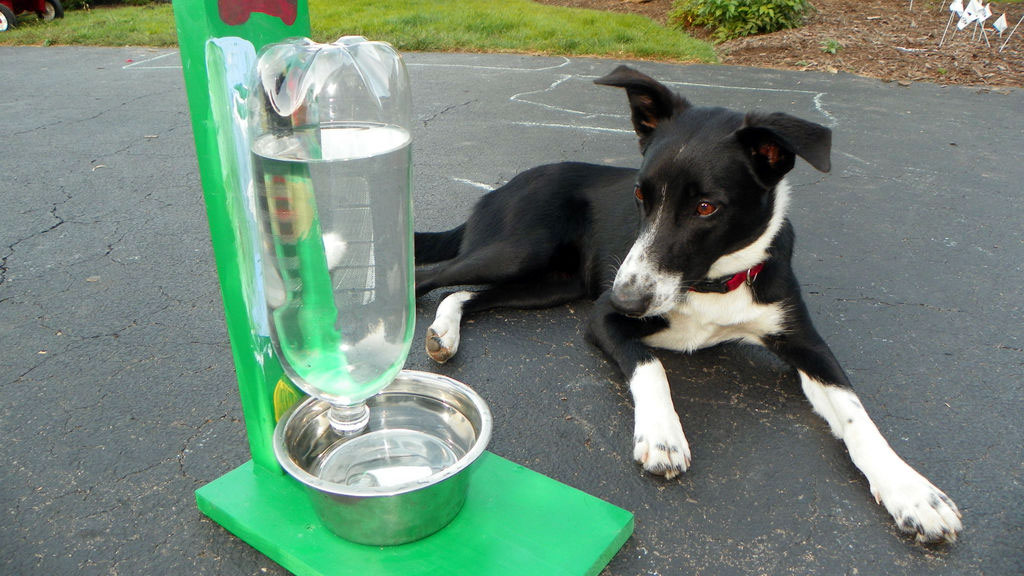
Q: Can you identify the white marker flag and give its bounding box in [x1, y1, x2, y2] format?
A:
[999, 13, 1022, 52]
[978, 4, 993, 45]
[941, 0, 962, 46]
[957, 0, 980, 29]
[993, 13, 1007, 35]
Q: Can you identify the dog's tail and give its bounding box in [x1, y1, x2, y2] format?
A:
[414, 224, 465, 264]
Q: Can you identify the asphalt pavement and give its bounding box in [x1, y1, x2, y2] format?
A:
[1, 46, 1022, 575]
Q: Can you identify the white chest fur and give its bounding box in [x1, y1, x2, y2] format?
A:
[642, 287, 787, 353]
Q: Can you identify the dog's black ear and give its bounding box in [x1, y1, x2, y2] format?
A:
[595, 65, 689, 151]
[737, 113, 832, 185]
[735, 126, 796, 187]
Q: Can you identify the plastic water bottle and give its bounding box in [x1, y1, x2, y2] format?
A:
[249, 37, 414, 425]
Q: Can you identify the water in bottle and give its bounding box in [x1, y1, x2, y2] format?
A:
[252, 122, 414, 406]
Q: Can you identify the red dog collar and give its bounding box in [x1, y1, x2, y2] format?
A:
[690, 263, 765, 294]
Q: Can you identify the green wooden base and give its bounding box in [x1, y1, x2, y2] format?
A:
[197, 452, 633, 576]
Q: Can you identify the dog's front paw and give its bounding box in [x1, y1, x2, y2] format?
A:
[872, 463, 962, 544]
[633, 412, 691, 479]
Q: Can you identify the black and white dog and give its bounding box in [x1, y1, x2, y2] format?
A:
[414, 66, 961, 543]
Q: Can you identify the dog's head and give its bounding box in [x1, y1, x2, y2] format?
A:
[595, 66, 831, 317]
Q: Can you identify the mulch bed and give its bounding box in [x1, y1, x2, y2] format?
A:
[536, 0, 1024, 87]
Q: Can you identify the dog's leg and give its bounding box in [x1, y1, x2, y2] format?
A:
[588, 294, 691, 478]
[765, 321, 962, 543]
[416, 241, 547, 297]
[629, 359, 692, 478]
[797, 372, 962, 543]
[426, 277, 586, 363]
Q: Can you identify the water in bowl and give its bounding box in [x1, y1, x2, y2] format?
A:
[315, 428, 463, 490]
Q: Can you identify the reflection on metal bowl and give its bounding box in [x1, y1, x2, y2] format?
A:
[274, 370, 492, 545]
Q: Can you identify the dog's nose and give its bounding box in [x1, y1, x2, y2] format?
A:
[609, 291, 651, 318]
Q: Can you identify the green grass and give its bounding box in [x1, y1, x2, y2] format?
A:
[0, 0, 716, 63]
[0, 4, 178, 46]
[309, 0, 714, 62]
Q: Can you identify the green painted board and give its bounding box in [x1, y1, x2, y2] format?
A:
[173, 0, 311, 473]
[197, 452, 634, 576]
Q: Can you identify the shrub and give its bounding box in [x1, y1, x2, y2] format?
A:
[669, 0, 811, 42]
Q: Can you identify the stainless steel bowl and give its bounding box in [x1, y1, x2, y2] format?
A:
[273, 370, 492, 545]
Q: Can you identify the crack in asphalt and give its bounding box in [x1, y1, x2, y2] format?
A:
[420, 99, 478, 126]
[0, 190, 69, 286]
[834, 295, 963, 314]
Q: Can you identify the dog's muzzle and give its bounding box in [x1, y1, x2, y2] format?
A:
[613, 236, 680, 317]
[609, 289, 652, 318]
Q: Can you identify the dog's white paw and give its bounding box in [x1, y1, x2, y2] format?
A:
[633, 410, 691, 479]
[629, 361, 691, 479]
[872, 463, 962, 543]
[425, 323, 459, 364]
[425, 291, 473, 364]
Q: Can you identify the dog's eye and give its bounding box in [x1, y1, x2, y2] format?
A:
[634, 185, 644, 201]
[696, 201, 718, 217]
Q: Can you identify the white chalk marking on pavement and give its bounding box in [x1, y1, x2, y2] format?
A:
[122, 51, 182, 70]
[510, 121, 633, 135]
[407, 57, 571, 72]
[452, 178, 496, 191]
